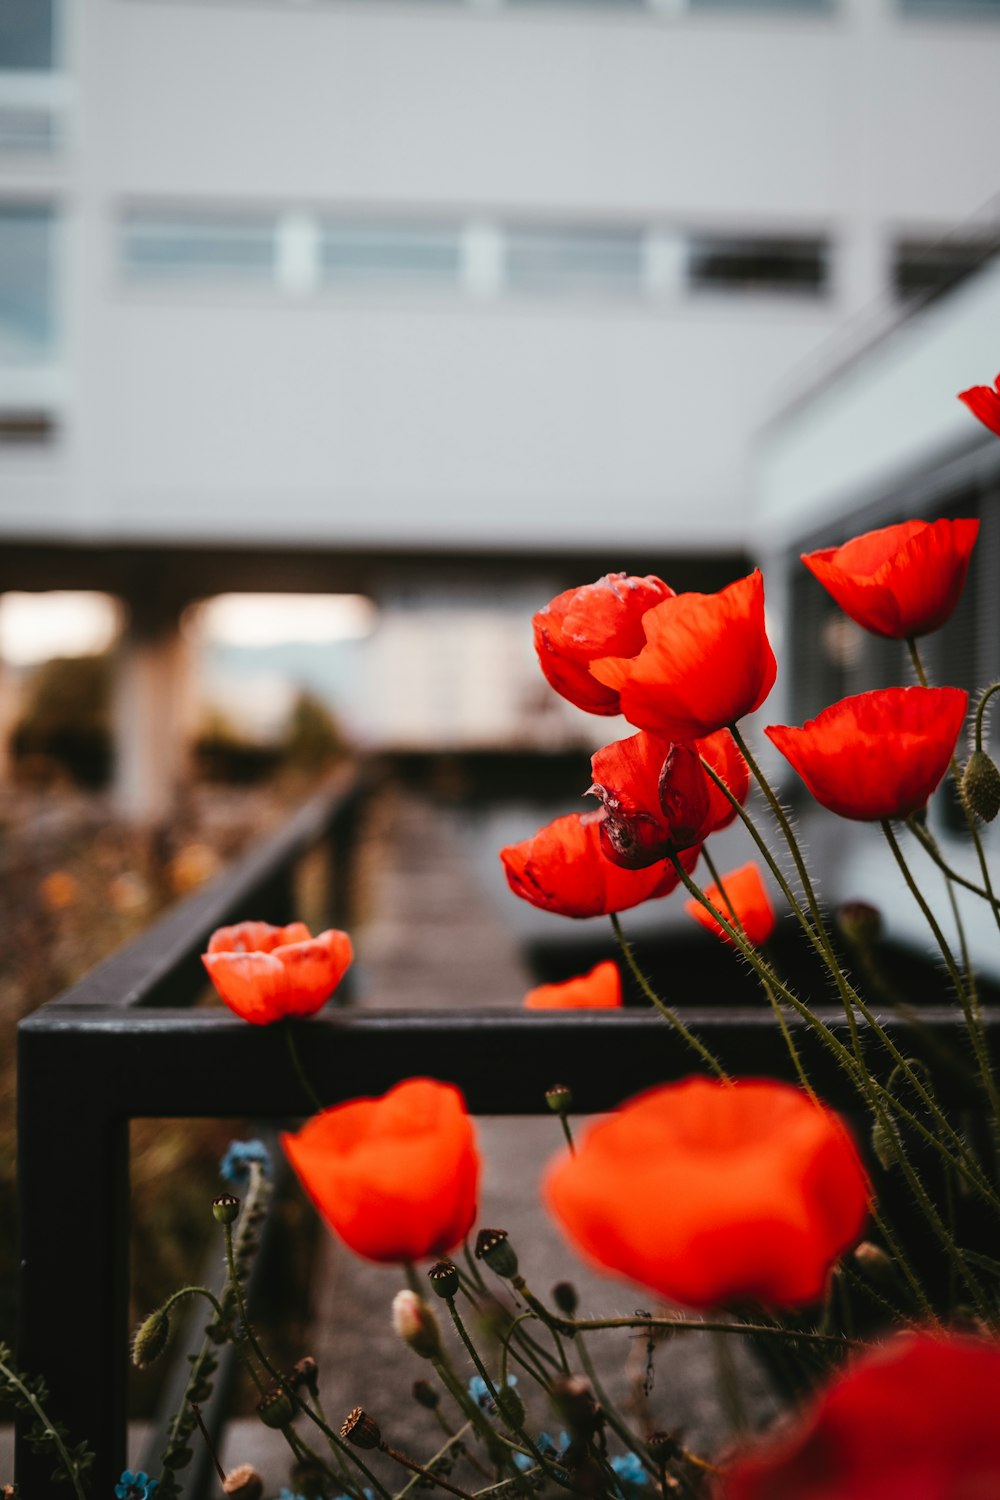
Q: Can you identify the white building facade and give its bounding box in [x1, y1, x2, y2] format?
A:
[2, 0, 1000, 799]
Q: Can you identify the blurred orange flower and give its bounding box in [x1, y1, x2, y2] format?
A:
[202, 920, 352, 1025]
[545, 1077, 869, 1309]
[524, 960, 622, 1010]
[282, 1078, 480, 1263]
[685, 862, 775, 947]
[719, 1332, 1000, 1500]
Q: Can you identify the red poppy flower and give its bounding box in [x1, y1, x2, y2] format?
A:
[766, 686, 967, 822]
[589, 571, 777, 740]
[282, 1078, 480, 1263]
[590, 734, 710, 867]
[545, 1077, 869, 1309]
[500, 810, 689, 919]
[719, 1332, 1000, 1500]
[685, 862, 776, 948]
[801, 517, 979, 639]
[959, 372, 1000, 438]
[532, 573, 673, 715]
[524, 960, 622, 1010]
[203, 920, 353, 1025]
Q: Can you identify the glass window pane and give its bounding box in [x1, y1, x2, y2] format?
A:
[0, 204, 56, 363]
[121, 213, 278, 282]
[0, 0, 55, 72]
[505, 224, 644, 296]
[893, 238, 997, 304]
[688, 234, 828, 294]
[319, 221, 462, 288]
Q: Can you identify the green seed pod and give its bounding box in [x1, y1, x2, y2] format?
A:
[256, 1386, 294, 1429]
[427, 1261, 460, 1300]
[545, 1084, 572, 1114]
[475, 1228, 519, 1280]
[552, 1281, 578, 1317]
[341, 1406, 382, 1450]
[495, 1383, 525, 1428]
[212, 1194, 240, 1225]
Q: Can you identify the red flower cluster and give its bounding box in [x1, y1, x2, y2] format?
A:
[282, 1078, 479, 1264]
[523, 960, 622, 1010]
[545, 1077, 869, 1309]
[203, 921, 353, 1025]
[802, 517, 979, 640]
[532, 572, 673, 715]
[589, 570, 777, 740]
[500, 810, 696, 919]
[766, 687, 967, 822]
[959, 372, 1000, 438]
[720, 1332, 1000, 1500]
[685, 862, 775, 948]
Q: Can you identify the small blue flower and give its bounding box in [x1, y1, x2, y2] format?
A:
[220, 1138, 272, 1186]
[468, 1372, 518, 1414]
[115, 1472, 158, 1500]
[611, 1453, 649, 1495]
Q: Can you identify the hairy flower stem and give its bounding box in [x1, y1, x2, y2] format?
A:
[380, 1441, 479, 1500]
[696, 760, 1000, 1215]
[394, 1425, 480, 1500]
[700, 844, 815, 1097]
[908, 638, 1000, 943]
[0, 1351, 89, 1500]
[882, 819, 1000, 1127]
[445, 1298, 566, 1483]
[575, 1332, 659, 1482]
[284, 1019, 325, 1113]
[609, 912, 729, 1080]
[905, 816, 1000, 910]
[189, 1400, 228, 1485]
[669, 856, 980, 1318]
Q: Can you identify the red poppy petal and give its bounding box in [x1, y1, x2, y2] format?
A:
[202, 950, 289, 1024]
[206, 920, 310, 955]
[524, 960, 623, 1010]
[959, 383, 1000, 438]
[273, 929, 354, 1016]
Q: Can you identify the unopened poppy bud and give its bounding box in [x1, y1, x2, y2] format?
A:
[428, 1260, 460, 1300]
[835, 901, 882, 948]
[475, 1228, 519, 1279]
[495, 1383, 525, 1428]
[871, 1117, 897, 1172]
[291, 1356, 319, 1396]
[256, 1385, 294, 1429]
[413, 1379, 439, 1410]
[341, 1406, 382, 1450]
[963, 749, 1000, 822]
[552, 1281, 578, 1316]
[551, 1375, 601, 1437]
[223, 1463, 264, 1499]
[646, 1431, 681, 1464]
[392, 1289, 443, 1360]
[131, 1308, 170, 1368]
[213, 1193, 240, 1225]
[546, 1084, 572, 1114]
[853, 1241, 894, 1281]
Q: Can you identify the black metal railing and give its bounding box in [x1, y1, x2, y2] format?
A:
[16, 766, 1000, 1496]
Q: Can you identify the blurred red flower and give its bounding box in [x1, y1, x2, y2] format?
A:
[801, 517, 979, 639]
[203, 920, 353, 1025]
[766, 687, 967, 822]
[959, 373, 1000, 438]
[545, 1077, 868, 1309]
[500, 810, 692, 918]
[532, 572, 673, 715]
[524, 959, 622, 1010]
[685, 862, 775, 948]
[719, 1332, 1000, 1500]
[589, 728, 748, 869]
[589, 571, 776, 740]
[282, 1078, 479, 1263]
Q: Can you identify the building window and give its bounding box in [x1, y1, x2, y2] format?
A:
[687, 234, 828, 295]
[893, 237, 998, 305]
[0, 0, 56, 72]
[121, 212, 278, 283]
[319, 220, 463, 290]
[0, 203, 57, 364]
[505, 224, 645, 297]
